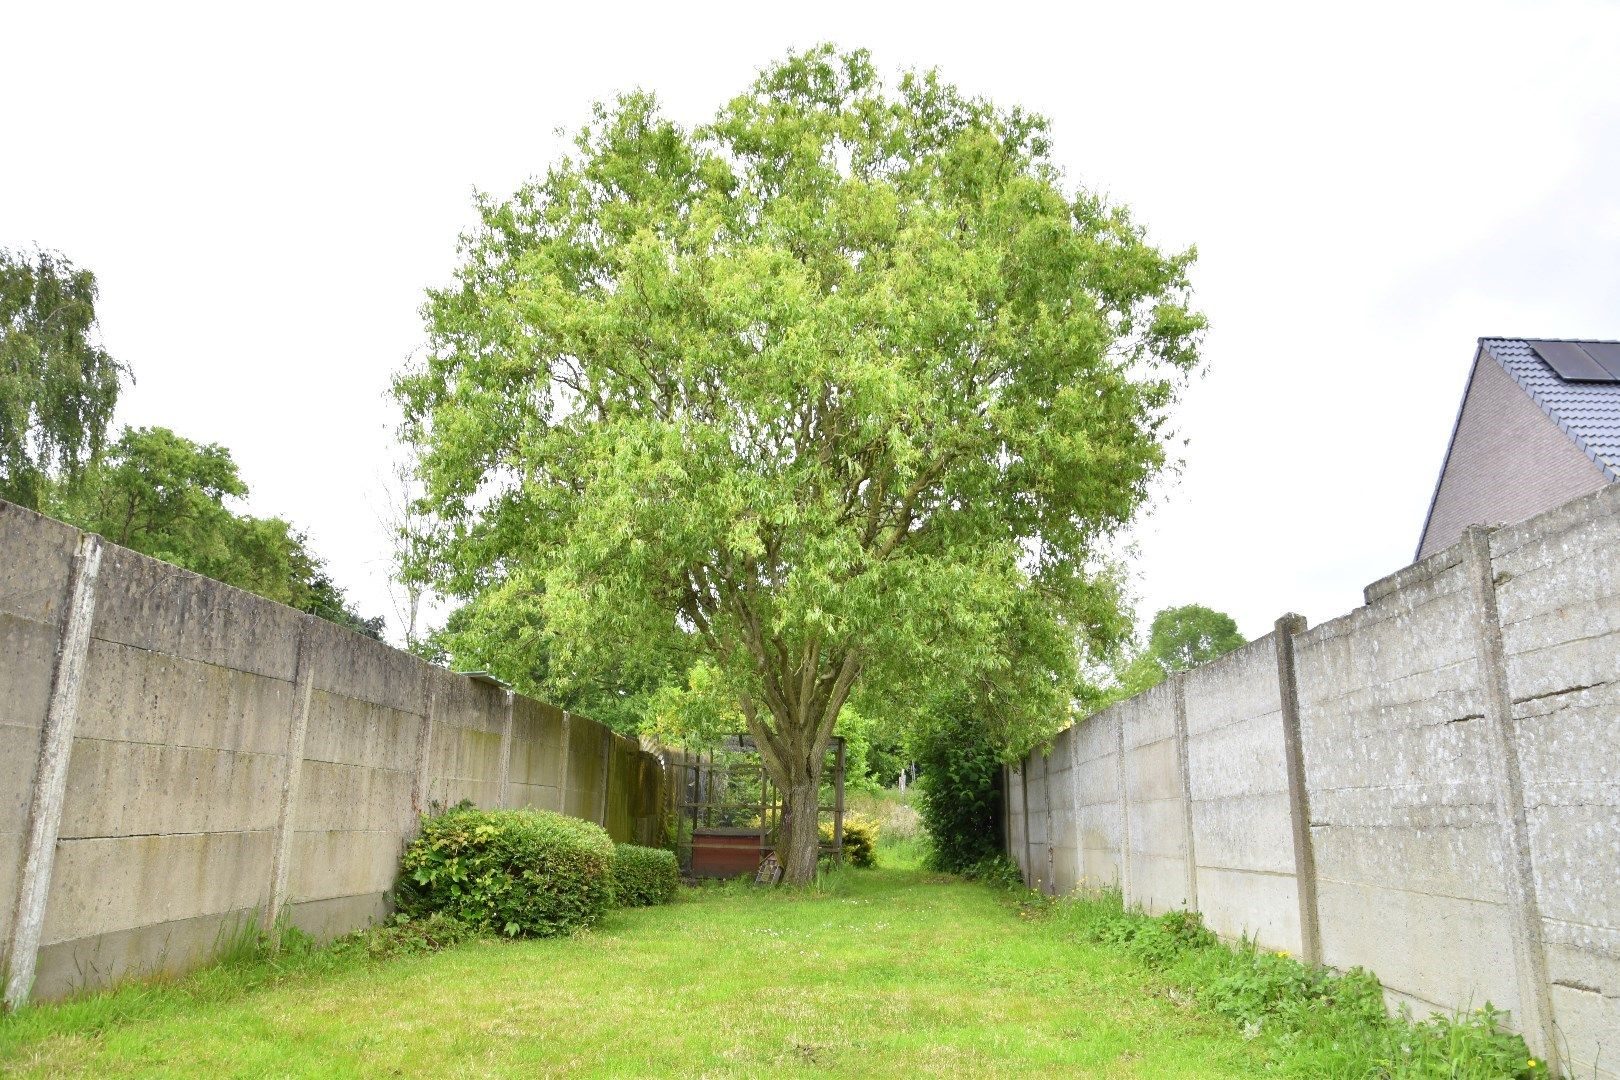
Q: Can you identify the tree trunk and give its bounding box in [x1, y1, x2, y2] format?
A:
[776, 760, 823, 885]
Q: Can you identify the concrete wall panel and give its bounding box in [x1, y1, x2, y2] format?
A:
[304, 616, 423, 715]
[303, 692, 422, 774]
[0, 499, 667, 1002]
[1196, 867, 1299, 950]
[74, 637, 294, 755]
[1190, 793, 1296, 877]
[60, 739, 282, 839]
[33, 906, 260, 1002]
[43, 832, 274, 944]
[1181, 635, 1280, 739]
[1317, 878, 1521, 1018]
[288, 829, 404, 905]
[91, 546, 303, 682]
[0, 609, 63, 954]
[1005, 483, 1619, 1074]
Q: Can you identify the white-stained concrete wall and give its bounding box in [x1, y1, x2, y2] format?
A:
[0, 500, 664, 1005]
[1010, 483, 1620, 1078]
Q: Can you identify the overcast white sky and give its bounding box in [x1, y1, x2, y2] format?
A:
[5, 1, 1618, 645]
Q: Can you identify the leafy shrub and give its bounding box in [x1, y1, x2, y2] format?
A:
[960, 855, 1027, 891]
[1087, 905, 1218, 967]
[612, 843, 679, 907]
[1068, 891, 1544, 1077]
[820, 813, 879, 868]
[841, 814, 877, 867]
[330, 912, 482, 961]
[397, 806, 615, 937]
[913, 710, 1005, 872]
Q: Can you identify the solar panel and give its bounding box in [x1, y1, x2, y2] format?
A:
[1577, 340, 1620, 380]
[1528, 340, 1619, 382]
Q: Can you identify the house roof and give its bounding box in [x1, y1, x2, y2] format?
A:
[1479, 338, 1620, 483]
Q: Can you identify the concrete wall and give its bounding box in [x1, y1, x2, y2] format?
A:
[1010, 483, 1620, 1078]
[0, 500, 664, 1005]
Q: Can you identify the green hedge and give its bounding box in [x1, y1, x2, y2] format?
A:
[611, 843, 679, 907]
[397, 806, 615, 937]
[914, 709, 1003, 872]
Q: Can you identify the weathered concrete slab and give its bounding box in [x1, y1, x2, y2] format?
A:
[1130, 853, 1192, 913]
[508, 781, 564, 812]
[1190, 793, 1296, 875]
[75, 637, 295, 754]
[0, 501, 76, 624]
[1317, 877, 1521, 1019]
[287, 829, 404, 904]
[60, 739, 282, 838]
[287, 891, 392, 942]
[302, 691, 423, 773]
[294, 760, 414, 833]
[0, 613, 60, 954]
[91, 545, 304, 681]
[33, 905, 262, 1002]
[303, 616, 424, 715]
[1196, 866, 1299, 950]
[42, 832, 274, 943]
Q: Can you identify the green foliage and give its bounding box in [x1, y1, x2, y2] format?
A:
[912, 706, 1005, 873]
[1064, 891, 1548, 1079]
[49, 425, 381, 638]
[397, 806, 615, 937]
[393, 44, 1200, 880]
[425, 584, 680, 735]
[611, 843, 679, 907]
[1088, 904, 1219, 968]
[820, 812, 878, 868]
[329, 911, 483, 961]
[831, 707, 905, 794]
[959, 855, 1027, 891]
[0, 248, 127, 510]
[1114, 604, 1246, 698]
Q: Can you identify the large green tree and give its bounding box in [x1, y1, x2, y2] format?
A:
[53, 425, 382, 638]
[396, 46, 1203, 882]
[0, 248, 127, 509]
[1114, 603, 1246, 697]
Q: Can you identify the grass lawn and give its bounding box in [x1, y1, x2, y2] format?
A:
[0, 864, 1265, 1078]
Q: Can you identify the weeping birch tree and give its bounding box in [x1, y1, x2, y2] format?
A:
[395, 46, 1204, 883]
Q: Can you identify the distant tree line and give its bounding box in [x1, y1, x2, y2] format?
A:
[0, 247, 381, 639]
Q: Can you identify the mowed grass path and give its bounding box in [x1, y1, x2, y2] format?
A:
[1, 868, 1261, 1078]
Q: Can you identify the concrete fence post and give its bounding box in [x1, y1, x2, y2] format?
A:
[1116, 712, 1132, 904]
[558, 712, 572, 816]
[412, 672, 436, 815]
[1018, 762, 1032, 884]
[1462, 525, 1560, 1070]
[496, 691, 514, 809]
[1273, 613, 1322, 967]
[991, 764, 1004, 854]
[599, 730, 613, 829]
[4, 533, 102, 1010]
[264, 616, 317, 934]
[1171, 675, 1200, 912]
[1067, 723, 1085, 892]
[1041, 752, 1056, 895]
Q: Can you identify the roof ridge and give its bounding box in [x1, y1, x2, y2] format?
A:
[1479, 335, 1620, 345]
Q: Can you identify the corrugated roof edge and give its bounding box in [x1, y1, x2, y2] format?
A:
[1479, 338, 1620, 485]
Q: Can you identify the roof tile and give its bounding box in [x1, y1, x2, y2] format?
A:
[1481, 338, 1620, 482]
